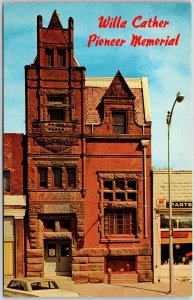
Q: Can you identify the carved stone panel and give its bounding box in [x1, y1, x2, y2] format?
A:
[34, 136, 79, 153]
[29, 203, 41, 216]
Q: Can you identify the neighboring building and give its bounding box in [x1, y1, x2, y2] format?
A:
[3, 10, 152, 283]
[152, 170, 192, 283]
[3, 134, 26, 279]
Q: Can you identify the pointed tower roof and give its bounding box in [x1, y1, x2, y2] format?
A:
[48, 10, 63, 29]
[104, 71, 135, 99]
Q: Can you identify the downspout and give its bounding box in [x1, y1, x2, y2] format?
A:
[68, 17, 74, 121]
[141, 139, 150, 238]
[81, 67, 86, 197]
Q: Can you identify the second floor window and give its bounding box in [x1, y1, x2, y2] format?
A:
[104, 209, 136, 235]
[43, 219, 55, 232]
[112, 112, 126, 134]
[67, 167, 76, 189]
[48, 109, 65, 121]
[53, 168, 62, 188]
[4, 170, 10, 192]
[39, 168, 47, 188]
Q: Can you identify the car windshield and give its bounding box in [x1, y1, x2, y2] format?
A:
[30, 281, 59, 290]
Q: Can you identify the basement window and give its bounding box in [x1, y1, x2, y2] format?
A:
[106, 257, 135, 273]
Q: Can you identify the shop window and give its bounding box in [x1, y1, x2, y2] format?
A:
[45, 49, 54, 67]
[161, 214, 192, 229]
[38, 168, 47, 188]
[67, 167, 76, 189]
[59, 219, 71, 232]
[161, 243, 192, 265]
[4, 170, 10, 192]
[48, 109, 65, 121]
[47, 95, 64, 104]
[53, 168, 62, 188]
[57, 49, 66, 67]
[104, 209, 136, 235]
[112, 112, 126, 134]
[106, 257, 135, 273]
[179, 216, 192, 228]
[43, 219, 55, 232]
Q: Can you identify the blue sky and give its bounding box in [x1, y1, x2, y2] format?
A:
[3, 2, 192, 169]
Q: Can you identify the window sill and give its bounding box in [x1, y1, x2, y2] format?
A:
[43, 231, 72, 239]
[28, 189, 80, 192]
[100, 237, 140, 243]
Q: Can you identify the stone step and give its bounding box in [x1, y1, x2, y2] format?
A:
[44, 275, 73, 284]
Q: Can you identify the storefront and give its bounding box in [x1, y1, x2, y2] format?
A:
[152, 170, 192, 283]
[4, 195, 26, 279]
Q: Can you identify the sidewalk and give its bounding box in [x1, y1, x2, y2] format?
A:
[55, 279, 192, 297]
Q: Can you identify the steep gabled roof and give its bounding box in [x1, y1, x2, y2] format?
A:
[103, 70, 135, 99]
[48, 10, 63, 29]
[85, 75, 151, 125]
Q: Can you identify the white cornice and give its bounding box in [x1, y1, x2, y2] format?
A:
[86, 77, 142, 88]
[4, 195, 26, 206]
[4, 208, 26, 219]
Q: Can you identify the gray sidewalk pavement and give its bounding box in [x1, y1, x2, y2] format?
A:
[55, 279, 192, 297]
[3, 276, 192, 297]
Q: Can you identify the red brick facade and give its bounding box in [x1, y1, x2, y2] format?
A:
[4, 134, 26, 278]
[23, 10, 152, 283]
[4, 134, 25, 195]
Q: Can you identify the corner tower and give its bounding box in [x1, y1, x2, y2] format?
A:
[25, 11, 86, 277]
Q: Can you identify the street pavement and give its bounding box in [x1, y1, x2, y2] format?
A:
[54, 278, 192, 297]
[4, 276, 192, 297]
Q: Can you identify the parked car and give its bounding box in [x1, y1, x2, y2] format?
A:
[4, 278, 80, 297]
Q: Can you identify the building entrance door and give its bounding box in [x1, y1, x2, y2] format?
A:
[44, 240, 72, 276]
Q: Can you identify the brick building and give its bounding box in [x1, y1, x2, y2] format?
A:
[152, 170, 192, 283]
[3, 134, 26, 279]
[6, 10, 152, 283]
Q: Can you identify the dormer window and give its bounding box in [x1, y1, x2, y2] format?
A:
[46, 48, 54, 67]
[112, 112, 126, 134]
